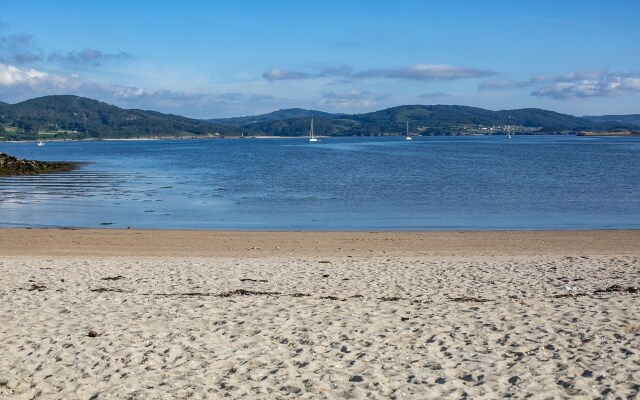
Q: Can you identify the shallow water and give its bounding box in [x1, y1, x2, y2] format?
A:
[1, 136, 639, 229]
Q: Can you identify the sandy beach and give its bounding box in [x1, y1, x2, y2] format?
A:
[1, 229, 639, 398]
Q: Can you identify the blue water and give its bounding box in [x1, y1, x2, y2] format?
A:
[1, 136, 639, 230]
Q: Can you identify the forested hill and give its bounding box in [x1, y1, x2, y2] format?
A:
[0, 95, 636, 140]
[584, 114, 640, 127]
[0, 95, 240, 140]
[217, 104, 635, 136]
[210, 108, 338, 127]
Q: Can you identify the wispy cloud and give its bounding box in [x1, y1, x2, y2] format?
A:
[263, 64, 494, 82]
[320, 89, 376, 109]
[250, 94, 274, 102]
[479, 79, 534, 90]
[319, 65, 353, 78]
[263, 68, 310, 81]
[0, 34, 43, 64]
[1, 32, 132, 68]
[418, 92, 452, 98]
[353, 64, 494, 81]
[217, 92, 243, 101]
[48, 48, 132, 65]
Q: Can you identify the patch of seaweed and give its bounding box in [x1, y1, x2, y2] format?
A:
[290, 293, 311, 298]
[25, 284, 47, 291]
[449, 297, 491, 303]
[553, 293, 589, 298]
[101, 275, 125, 281]
[379, 296, 403, 301]
[319, 295, 343, 301]
[218, 289, 281, 297]
[593, 285, 638, 295]
[91, 287, 128, 293]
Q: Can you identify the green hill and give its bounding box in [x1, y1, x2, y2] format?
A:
[0, 95, 240, 140]
[210, 108, 338, 127]
[1, 95, 636, 140]
[225, 105, 624, 136]
[584, 114, 640, 127]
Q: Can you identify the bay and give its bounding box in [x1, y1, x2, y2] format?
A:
[1, 135, 639, 230]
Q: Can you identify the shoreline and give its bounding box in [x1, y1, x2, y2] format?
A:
[577, 131, 640, 137]
[2, 228, 639, 257]
[0, 133, 594, 143]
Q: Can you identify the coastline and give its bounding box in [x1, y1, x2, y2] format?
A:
[3, 132, 604, 143]
[2, 229, 638, 398]
[577, 131, 640, 137]
[2, 135, 327, 143]
[2, 228, 639, 257]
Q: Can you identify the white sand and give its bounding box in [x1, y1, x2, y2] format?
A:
[1, 252, 638, 399]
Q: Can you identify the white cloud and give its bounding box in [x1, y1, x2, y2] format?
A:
[531, 71, 640, 99]
[479, 69, 640, 99]
[0, 63, 78, 89]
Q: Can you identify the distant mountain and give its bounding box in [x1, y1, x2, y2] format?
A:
[584, 114, 640, 127]
[229, 105, 628, 137]
[210, 108, 339, 127]
[1, 95, 636, 140]
[0, 95, 240, 140]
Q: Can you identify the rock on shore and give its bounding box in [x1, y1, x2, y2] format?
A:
[0, 152, 76, 176]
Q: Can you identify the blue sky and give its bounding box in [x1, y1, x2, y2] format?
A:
[1, 1, 639, 118]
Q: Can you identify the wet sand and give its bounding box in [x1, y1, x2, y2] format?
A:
[0, 229, 638, 398]
[2, 229, 640, 258]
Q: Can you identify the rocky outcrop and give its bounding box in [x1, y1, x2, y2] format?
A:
[577, 131, 640, 136]
[0, 153, 76, 176]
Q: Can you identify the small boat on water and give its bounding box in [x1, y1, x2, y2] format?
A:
[309, 118, 319, 142]
[405, 122, 412, 140]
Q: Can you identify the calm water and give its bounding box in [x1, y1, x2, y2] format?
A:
[1, 136, 639, 230]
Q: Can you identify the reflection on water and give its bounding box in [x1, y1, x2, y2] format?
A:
[1, 136, 639, 230]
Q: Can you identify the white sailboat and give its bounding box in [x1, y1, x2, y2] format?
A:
[309, 118, 318, 142]
[405, 122, 412, 140]
[37, 133, 45, 146]
[507, 125, 512, 139]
